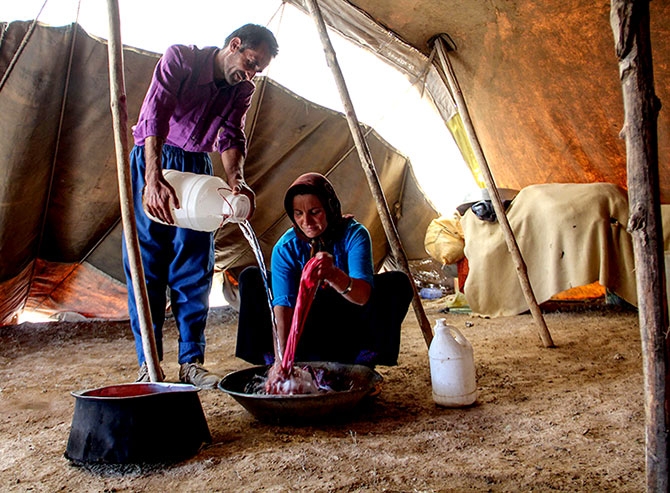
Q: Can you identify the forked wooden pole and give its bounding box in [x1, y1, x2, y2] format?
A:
[305, 0, 434, 347]
[106, 0, 162, 381]
[431, 34, 554, 348]
[610, 1, 668, 489]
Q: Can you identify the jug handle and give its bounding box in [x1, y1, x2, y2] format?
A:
[216, 185, 236, 225]
[449, 326, 472, 348]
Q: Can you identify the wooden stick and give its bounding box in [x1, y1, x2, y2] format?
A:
[305, 0, 434, 347]
[610, 1, 668, 488]
[432, 35, 554, 348]
[106, 0, 161, 381]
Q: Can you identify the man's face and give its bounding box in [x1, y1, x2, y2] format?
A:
[221, 38, 273, 86]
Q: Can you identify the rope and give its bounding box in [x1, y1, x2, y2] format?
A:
[0, 0, 49, 93]
[31, 3, 83, 277]
[245, 1, 286, 152]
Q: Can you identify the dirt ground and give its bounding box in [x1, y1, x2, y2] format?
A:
[0, 299, 645, 492]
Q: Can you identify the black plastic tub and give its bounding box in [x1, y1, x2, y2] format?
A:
[65, 382, 211, 465]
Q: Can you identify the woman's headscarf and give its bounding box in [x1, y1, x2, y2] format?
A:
[284, 172, 351, 255]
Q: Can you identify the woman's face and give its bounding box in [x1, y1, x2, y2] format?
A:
[292, 194, 328, 239]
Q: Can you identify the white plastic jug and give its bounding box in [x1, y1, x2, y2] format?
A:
[428, 318, 477, 407]
[144, 170, 250, 232]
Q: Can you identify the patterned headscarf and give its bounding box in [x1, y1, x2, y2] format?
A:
[284, 172, 351, 256]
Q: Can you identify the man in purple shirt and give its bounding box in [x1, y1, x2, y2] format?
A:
[124, 24, 278, 388]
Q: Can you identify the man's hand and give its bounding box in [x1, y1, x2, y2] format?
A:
[229, 177, 256, 219]
[143, 176, 179, 225]
[221, 147, 255, 219]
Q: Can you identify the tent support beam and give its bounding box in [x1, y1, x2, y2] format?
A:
[305, 0, 434, 348]
[430, 34, 555, 349]
[106, 0, 161, 382]
[610, 1, 669, 489]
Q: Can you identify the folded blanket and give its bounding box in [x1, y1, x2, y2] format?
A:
[461, 183, 637, 317]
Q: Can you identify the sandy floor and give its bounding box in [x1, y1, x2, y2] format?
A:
[0, 299, 645, 491]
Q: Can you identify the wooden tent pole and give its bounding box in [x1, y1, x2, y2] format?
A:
[431, 35, 555, 348]
[610, 1, 669, 489]
[106, 0, 161, 381]
[305, 0, 434, 347]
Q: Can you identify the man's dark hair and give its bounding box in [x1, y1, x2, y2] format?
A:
[225, 24, 279, 57]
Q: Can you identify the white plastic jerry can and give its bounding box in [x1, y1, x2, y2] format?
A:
[428, 318, 477, 407]
[144, 170, 251, 232]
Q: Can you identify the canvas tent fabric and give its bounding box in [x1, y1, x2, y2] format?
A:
[0, 20, 437, 324]
[287, 0, 669, 198]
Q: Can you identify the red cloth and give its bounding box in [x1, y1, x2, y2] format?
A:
[457, 256, 469, 293]
[280, 256, 323, 372]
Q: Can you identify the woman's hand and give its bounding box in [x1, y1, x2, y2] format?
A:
[264, 361, 288, 394]
[313, 252, 339, 285]
[313, 252, 371, 304]
[265, 361, 319, 395]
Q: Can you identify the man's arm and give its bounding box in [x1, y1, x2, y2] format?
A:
[142, 136, 179, 224]
[221, 147, 256, 218]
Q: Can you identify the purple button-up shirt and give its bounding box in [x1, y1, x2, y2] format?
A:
[132, 44, 254, 155]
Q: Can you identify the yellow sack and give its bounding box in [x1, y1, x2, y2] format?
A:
[424, 214, 465, 265]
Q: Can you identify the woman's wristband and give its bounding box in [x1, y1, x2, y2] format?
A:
[338, 276, 353, 295]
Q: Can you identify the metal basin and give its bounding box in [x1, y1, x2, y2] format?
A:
[65, 382, 211, 464]
[218, 362, 382, 424]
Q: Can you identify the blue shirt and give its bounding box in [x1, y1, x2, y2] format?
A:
[132, 44, 253, 155]
[271, 220, 374, 308]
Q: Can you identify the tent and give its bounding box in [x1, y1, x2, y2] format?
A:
[0, 0, 667, 316]
[0, 19, 438, 324]
[2, 0, 667, 323]
[0, 0, 667, 309]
